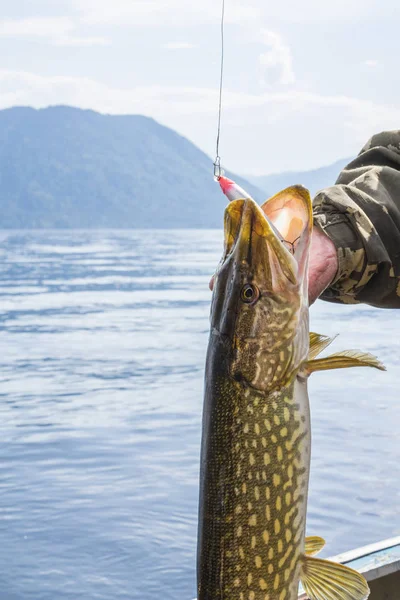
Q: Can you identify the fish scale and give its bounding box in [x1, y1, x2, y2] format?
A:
[199, 372, 310, 600]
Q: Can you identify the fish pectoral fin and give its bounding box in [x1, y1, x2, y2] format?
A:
[305, 536, 326, 556]
[308, 333, 337, 360]
[305, 350, 385, 374]
[300, 556, 370, 600]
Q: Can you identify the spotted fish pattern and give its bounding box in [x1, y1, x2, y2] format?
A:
[198, 373, 310, 600]
[313, 130, 400, 308]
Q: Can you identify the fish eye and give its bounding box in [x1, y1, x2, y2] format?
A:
[241, 284, 259, 304]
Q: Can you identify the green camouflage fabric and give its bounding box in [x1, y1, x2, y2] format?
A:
[313, 130, 400, 308]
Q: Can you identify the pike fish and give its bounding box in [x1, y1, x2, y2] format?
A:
[197, 178, 385, 600]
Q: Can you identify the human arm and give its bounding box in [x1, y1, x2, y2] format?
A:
[310, 130, 400, 308]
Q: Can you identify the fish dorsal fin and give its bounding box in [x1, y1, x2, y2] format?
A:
[300, 555, 370, 600]
[309, 333, 337, 360]
[305, 536, 326, 556]
[306, 350, 386, 374]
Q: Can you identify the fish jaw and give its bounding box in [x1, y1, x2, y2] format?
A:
[260, 185, 313, 298]
[211, 188, 313, 392]
[218, 185, 313, 296]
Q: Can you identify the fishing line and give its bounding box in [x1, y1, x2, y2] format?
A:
[212, 0, 297, 257]
[213, 0, 225, 180]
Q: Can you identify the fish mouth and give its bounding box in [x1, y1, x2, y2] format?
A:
[223, 186, 313, 292]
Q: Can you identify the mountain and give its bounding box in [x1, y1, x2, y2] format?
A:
[248, 158, 351, 199]
[0, 105, 263, 228]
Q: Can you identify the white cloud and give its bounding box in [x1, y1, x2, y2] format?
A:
[364, 59, 379, 67]
[75, 0, 261, 27]
[259, 30, 295, 86]
[0, 67, 393, 124]
[0, 68, 399, 174]
[0, 17, 109, 46]
[163, 42, 196, 50]
[73, 0, 382, 28]
[54, 36, 109, 47]
[0, 17, 74, 37]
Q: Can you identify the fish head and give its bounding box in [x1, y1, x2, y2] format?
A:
[211, 185, 313, 391]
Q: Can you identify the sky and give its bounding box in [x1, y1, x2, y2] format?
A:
[0, 0, 399, 175]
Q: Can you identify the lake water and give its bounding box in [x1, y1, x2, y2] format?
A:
[0, 230, 399, 600]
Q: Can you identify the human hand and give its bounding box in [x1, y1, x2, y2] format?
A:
[308, 226, 338, 304]
[208, 226, 338, 305]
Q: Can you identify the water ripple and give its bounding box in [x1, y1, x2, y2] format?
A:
[0, 229, 398, 599]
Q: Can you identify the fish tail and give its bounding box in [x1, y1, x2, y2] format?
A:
[300, 555, 370, 600]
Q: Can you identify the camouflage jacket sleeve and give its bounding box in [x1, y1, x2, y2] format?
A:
[313, 130, 400, 308]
